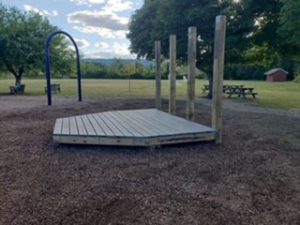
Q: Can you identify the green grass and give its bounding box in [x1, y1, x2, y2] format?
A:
[0, 78, 299, 109]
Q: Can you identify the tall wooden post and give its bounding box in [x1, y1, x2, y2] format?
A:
[212, 15, 226, 144]
[169, 35, 176, 114]
[155, 41, 162, 110]
[187, 27, 197, 121]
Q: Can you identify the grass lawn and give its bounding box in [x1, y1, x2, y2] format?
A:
[0, 78, 299, 109]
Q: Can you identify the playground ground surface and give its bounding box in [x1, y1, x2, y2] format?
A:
[0, 96, 299, 225]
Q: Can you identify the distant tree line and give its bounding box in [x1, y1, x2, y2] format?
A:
[80, 59, 206, 80]
[80, 59, 154, 79]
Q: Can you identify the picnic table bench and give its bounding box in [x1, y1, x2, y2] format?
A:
[45, 84, 61, 94]
[202, 85, 208, 93]
[10, 84, 25, 94]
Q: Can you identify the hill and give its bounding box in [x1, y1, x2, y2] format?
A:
[82, 58, 155, 68]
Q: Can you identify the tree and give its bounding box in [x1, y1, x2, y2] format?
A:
[278, 0, 300, 75]
[128, 0, 257, 97]
[231, 0, 300, 77]
[0, 4, 75, 86]
[129, 0, 300, 91]
[110, 59, 126, 76]
[279, 0, 300, 48]
[127, 0, 161, 59]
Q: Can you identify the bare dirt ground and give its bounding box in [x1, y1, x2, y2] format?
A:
[0, 96, 299, 225]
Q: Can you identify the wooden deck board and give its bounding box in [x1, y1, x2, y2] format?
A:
[81, 115, 97, 136]
[53, 118, 63, 135]
[75, 116, 87, 136]
[119, 110, 171, 135]
[105, 111, 143, 137]
[88, 114, 108, 136]
[102, 112, 134, 137]
[132, 110, 185, 134]
[95, 113, 124, 136]
[53, 109, 217, 146]
[137, 109, 209, 132]
[69, 117, 78, 135]
[61, 117, 70, 135]
[114, 111, 154, 136]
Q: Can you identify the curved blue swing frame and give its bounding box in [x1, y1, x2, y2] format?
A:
[45, 31, 82, 106]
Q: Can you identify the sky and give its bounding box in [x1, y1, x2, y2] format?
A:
[2, 0, 143, 59]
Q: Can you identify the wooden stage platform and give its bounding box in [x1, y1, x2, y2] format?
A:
[53, 109, 217, 147]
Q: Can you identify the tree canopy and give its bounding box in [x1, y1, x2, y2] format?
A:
[279, 0, 300, 49]
[127, 0, 300, 86]
[0, 4, 75, 85]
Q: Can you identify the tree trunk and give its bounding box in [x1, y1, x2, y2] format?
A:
[4, 62, 24, 86]
[207, 74, 213, 98]
[15, 75, 22, 86]
[15, 68, 24, 86]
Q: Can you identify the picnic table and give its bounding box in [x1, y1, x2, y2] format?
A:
[45, 84, 61, 94]
[202, 84, 244, 93]
[226, 87, 257, 98]
[202, 84, 257, 98]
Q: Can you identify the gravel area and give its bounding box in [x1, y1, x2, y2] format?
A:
[0, 96, 299, 225]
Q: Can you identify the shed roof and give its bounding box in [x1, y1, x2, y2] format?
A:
[264, 68, 288, 75]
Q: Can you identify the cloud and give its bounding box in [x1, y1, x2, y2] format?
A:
[74, 38, 90, 48]
[70, 0, 106, 7]
[70, 0, 135, 11]
[103, 0, 134, 13]
[95, 42, 109, 48]
[67, 0, 139, 58]
[83, 51, 134, 59]
[112, 42, 131, 56]
[72, 25, 127, 39]
[68, 10, 129, 31]
[83, 42, 135, 58]
[24, 4, 58, 17]
[68, 10, 129, 39]
[52, 10, 59, 16]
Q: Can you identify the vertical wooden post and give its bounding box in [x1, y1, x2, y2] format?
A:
[169, 35, 176, 114]
[187, 27, 197, 121]
[212, 15, 226, 144]
[155, 41, 162, 110]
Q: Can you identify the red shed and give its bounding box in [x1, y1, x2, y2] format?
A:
[264, 68, 288, 82]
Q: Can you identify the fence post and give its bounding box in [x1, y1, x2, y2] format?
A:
[187, 27, 197, 121]
[155, 41, 162, 110]
[212, 15, 226, 144]
[169, 35, 176, 114]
